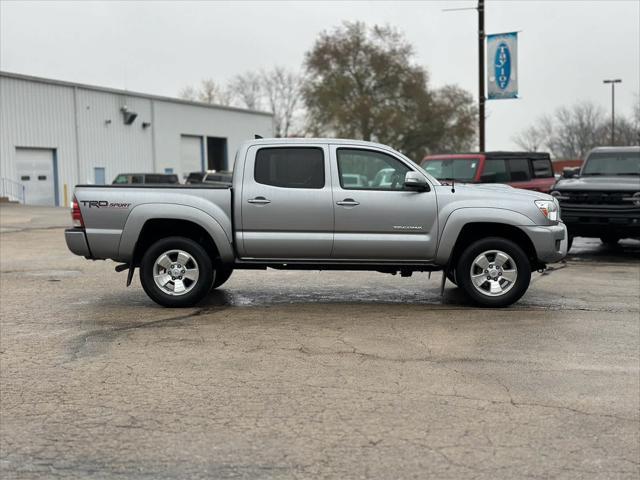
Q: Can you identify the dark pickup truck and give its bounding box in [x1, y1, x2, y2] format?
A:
[551, 146, 640, 249]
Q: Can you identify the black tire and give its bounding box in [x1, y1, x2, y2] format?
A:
[456, 237, 531, 308]
[211, 266, 234, 290]
[140, 236, 213, 308]
[600, 235, 620, 246]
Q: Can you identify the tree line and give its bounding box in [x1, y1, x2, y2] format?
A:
[512, 100, 639, 159]
[179, 21, 477, 162]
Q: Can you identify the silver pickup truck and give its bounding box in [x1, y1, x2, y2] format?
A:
[65, 138, 567, 308]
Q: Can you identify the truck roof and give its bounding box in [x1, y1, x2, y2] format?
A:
[588, 146, 640, 153]
[243, 137, 398, 150]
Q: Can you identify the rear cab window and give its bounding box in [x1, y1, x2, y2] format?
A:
[531, 158, 553, 178]
[507, 158, 531, 182]
[255, 147, 325, 189]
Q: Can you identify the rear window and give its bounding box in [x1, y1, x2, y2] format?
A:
[480, 159, 509, 182]
[508, 158, 531, 182]
[145, 174, 178, 184]
[255, 147, 324, 189]
[532, 158, 553, 178]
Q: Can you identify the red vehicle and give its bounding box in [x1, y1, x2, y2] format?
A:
[421, 152, 556, 193]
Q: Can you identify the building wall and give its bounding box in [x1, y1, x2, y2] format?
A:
[76, 89, 154, 185]
[153, 100, 273, 174]
[0, 73, 274, 205]
[0, 76, 79, 195]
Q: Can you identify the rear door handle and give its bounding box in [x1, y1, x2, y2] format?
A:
[248, 196, 271, 204]
[336, 199, 360, 206]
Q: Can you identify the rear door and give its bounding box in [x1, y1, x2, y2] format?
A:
[239, 144, 334, 259]
[330, 145, 438, 261]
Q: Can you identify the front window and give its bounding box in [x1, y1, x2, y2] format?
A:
[582, 152, 640, 176]
[113, 175, 128, 184]
[421, 158, 478, 182]
[337, 148, 411, 190]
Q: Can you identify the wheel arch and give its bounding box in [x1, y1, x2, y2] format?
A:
[436, 208, 540, 270]
[118, 204, 234, 265]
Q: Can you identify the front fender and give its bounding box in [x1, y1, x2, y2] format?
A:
[117, 203, 234, 263]
[435, 207, 535, 265]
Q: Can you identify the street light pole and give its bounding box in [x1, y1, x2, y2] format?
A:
[478, 0, 486, 152]
[603, 79, 622, 145]
[442, 1, 486, 152]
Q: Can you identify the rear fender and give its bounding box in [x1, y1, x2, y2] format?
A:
[118, 204, 234, 263]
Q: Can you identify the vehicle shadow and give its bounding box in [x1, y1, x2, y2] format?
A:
[568, 237, 640, 263]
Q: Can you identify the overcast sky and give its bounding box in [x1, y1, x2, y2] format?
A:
[1, 0, 638, 151]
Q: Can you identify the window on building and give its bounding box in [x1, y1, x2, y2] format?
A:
[255, 148, 324, 189]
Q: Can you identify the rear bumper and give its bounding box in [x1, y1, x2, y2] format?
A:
[65, 228, 92, 258]
[521, 223, 568, 264]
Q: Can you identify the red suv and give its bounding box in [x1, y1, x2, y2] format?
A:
[421, 152, 556, 193]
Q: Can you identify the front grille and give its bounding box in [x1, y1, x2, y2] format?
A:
[558, 191, 635, 206]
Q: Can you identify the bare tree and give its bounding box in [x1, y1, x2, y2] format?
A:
[179, 78, 233, 106]
[513, 101, 640, 159]
[229, 72, 263, 110]
[262, 67, 302, 137]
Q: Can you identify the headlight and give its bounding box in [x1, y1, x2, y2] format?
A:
[535, 200, 559, 222]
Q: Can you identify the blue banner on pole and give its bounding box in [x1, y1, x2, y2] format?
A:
[487, 32, 518, 100]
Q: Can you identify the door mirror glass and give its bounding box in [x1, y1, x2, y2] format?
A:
[404, 171, 429, 190]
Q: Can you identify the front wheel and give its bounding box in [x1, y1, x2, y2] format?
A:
[140, 236, 214, 308]
[456, 237, 531, 308]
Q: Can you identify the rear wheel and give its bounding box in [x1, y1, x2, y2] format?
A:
[456, 237, 531, 308]
[140, 236, 213, 307]
[211, 266, 233, 290]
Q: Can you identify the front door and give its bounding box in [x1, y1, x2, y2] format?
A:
[240, 144, 334, 259]
[331, 145, 438, 261]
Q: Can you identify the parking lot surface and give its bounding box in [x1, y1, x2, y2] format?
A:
[1, 204, 639, 479]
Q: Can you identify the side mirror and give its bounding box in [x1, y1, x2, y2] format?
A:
[404, 171, 429, 191]
[562, 167, 579, 179]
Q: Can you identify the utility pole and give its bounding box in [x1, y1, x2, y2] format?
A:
[478, 0, 486, 152]
[603, 79, 621, 145]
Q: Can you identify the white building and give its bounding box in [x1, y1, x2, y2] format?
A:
[0, 71, 273, 206]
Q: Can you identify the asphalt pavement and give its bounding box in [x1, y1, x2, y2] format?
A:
[1, 204, 639, 479]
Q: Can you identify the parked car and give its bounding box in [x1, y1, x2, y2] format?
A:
[112, 173, 180, 185]
[421, 152, 556, 193]
[185, 170, 233, 185]
[66, 138, 567, 308]
[551, 146, 640, 250]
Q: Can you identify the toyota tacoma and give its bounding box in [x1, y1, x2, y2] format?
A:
[65, 138, 567, 308]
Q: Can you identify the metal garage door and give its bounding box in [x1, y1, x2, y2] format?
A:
[180, 135, 203, 175]
[16, 148, 56, 206]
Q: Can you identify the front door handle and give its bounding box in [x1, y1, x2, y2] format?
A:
[336, 198, 360, 207]
[248, 196, 271, 205]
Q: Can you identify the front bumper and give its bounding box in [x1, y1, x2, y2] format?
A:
[561, 206, 640, 238]
[521, 223, 568, 264]
[65, 228, 92, 258]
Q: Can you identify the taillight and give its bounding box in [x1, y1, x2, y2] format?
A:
[71, 196, 84, 228]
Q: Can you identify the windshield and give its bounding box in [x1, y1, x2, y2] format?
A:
[421, 158, 479, 181]
[582, 152, 640, 176]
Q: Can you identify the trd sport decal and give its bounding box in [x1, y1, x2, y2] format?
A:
[80, 200, 131, 209]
